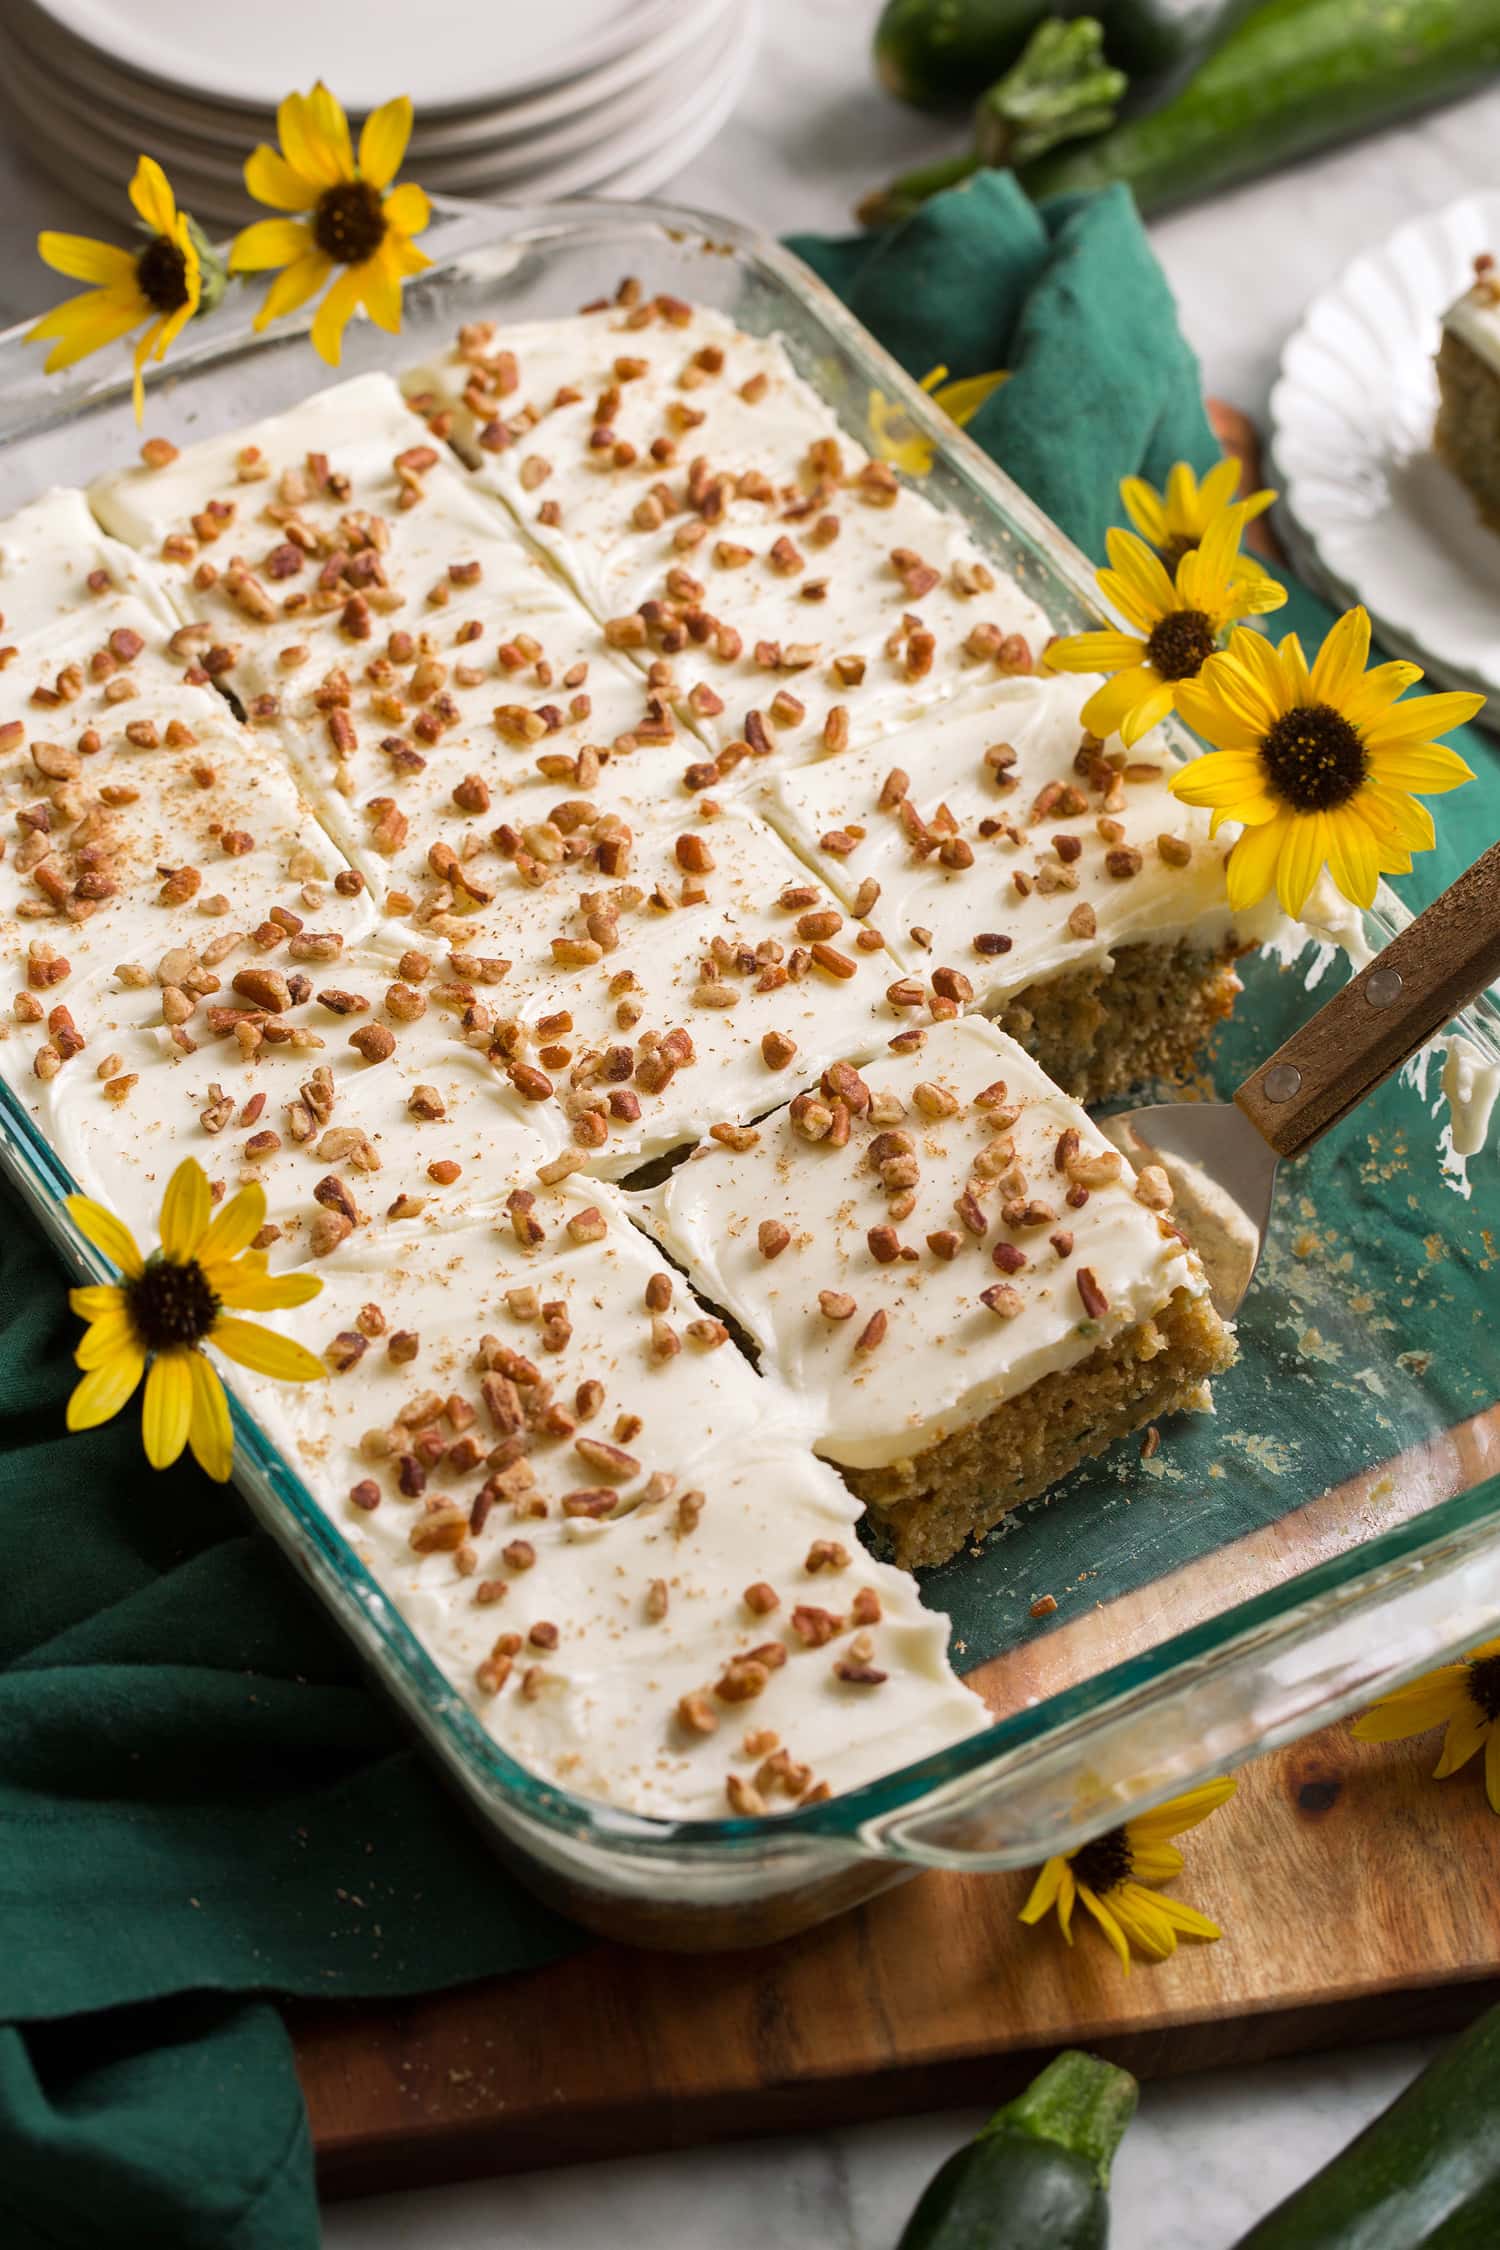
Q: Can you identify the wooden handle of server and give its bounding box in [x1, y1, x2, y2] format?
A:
[1234, 840, 1500, 1161]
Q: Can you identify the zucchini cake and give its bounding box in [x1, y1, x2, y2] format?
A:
[0, 287, 1263, 1820]
[1436, 254, 1500, 530]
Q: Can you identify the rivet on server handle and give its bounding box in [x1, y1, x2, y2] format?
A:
[1235, 839, 1500, 1163]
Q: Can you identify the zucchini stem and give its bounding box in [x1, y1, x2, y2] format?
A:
[982, 2050, 1139, 2188]
[858, 18, 1126, 228]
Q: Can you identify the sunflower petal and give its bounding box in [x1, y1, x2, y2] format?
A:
[1118, 475, 1168, 549]
[1275, 811, 1327, 917]
[1343, 660, 1425, 731]
[69, 1282, 125, 1321]
[230, 216, 316, 274]
[67, 1343, 146, 1431]
[309, 266, 363, 367]
[1076, 1884, 1132, 1972]
[307, 81, 356, 180]
[1104, 527, 1179, 622]
[1197, 457, 1246, 521]
[1364, 741, 1475, 792]
[29, 292, 146, 372]
[159, 1157, 212, 1260]
[75, 1310, 136, 1370]
[66, 1194, 143, 1277]
[196, 1180, 267, 1267]
[1352, 1673, 1467, 1741]
[1043, 630, 1143, 676]
[1434, 1707, 1489, 1778]
[253, 250, 334, 331]
[1108, 1885, 1179, 1961]
[187, 1351, 234, 1482]
[931, 369, 1007, 425]
[1323, 805, 1381, 910]
[211, 1317, 326, 1382]
[1309, 606, 1371, 707]
[244, 142, 321, 212]
[359, 95, 413, 191]
[128, 156, 178, 237]
[357, 248, 404, 333]
[1362, 690, 1484, 750]
[212, 1267, 323, 1312]
[278, 87, 351, 191]
[1079, 666, 1160, 741]
[1019, 1855, 1067, 1923]
[1166, 749, 1268, 810]
[1358, 784, 1435, 853]
[1119, 680, 1176, 747]
[36, 232, 138, 287]
[1149, 1893, 1223, 1942]
[1128, 1776, 1237, 1842]
[142, 1349, 194, 1469]
[1225, 814, 1290, 912]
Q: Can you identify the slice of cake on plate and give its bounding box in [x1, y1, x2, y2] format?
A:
[1435, 254, 1500, 529]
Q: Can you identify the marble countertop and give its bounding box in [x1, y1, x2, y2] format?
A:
[1, 2, 1490, 2239]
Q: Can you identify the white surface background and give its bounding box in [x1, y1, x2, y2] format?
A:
[1, 0, 1490, 2239]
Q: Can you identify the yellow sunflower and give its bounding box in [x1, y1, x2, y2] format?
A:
[1169, 606, 1478, 916]
[1120, 456, 1275, 586]
[1353, 1638, 1500, 1813]
[66, 1157, 325, 1483]
[26, 157, 221, 423]
[1019, 1777, 1236, 1973]
[868, 363, 1009, 477]
[1042, 512, 1286, 749]
[229, 83, 431, 367]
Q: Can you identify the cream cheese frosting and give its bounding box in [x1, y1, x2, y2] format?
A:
[238, 1199, 985, 1817]
[367, 794, 903, 1174]
[760, 671, 1254, 1007]
[0, 486, 180, 641]
[1442, 259, 1500, 380]
[12, 949, 545, 1256]
[639, 1014, 1208, 1472]
[402, 305, 1052, 757]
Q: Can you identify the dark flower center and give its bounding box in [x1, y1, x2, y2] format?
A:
[313, 180, 387, 266]
[1260, 701, 1368, 812]
[135, 234, 191, 316]
[1468, 1654, 1500, 1723]
[1145, 607, 1217, 682]
[125, 1255, 220, 1352]
[1071, 1826, 1133, 1895]
[1159, 532, 1197, 571]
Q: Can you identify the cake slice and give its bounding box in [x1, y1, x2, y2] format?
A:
[369, 794, 902, 1175]
[639, 1015, 1233, 1569]
[238, 1200, 985, 1818]
[1436, 254, 1500, 529]
[403, 305, 1051, 758]
[761, 672, 1274, 1102]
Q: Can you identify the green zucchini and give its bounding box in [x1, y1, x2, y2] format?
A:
[897, 2049, 1137, 2250]
[1234, 2003, 1500, 2249]
[875, 0, 1257, 116]
[1021, 0, 1500, 216]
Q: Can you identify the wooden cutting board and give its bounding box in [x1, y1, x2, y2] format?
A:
[294, 1406, 1500, 2199]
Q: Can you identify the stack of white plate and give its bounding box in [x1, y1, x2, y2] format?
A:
[1, 0, 759, 226]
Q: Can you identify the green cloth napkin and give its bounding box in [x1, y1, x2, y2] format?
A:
[2, 174, 1494, 2250]
[790, 175, 1223, 566]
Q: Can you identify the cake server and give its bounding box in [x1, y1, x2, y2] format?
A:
[1107, 839, 1500, 1316]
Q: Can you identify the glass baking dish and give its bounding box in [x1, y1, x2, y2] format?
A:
[2, 196, 1497, 1950]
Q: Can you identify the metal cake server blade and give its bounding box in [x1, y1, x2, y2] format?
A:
[1106, 839, 1500, 1319]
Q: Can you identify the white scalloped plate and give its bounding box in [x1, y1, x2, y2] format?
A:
[1269, 190, 1500, 731]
